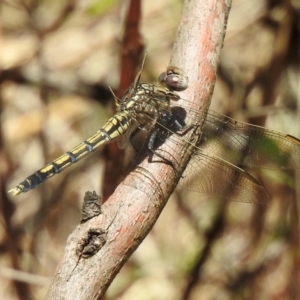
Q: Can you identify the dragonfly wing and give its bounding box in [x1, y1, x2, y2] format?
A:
[178, 150, 270, 204]
[123, 126, 152, 171]
[146, 113, 270, 204]
[117, 119, 139, 149]
[203, 109, 300, 169]
[181, 104, 300, 169]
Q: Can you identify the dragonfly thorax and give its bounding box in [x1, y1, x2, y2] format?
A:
[118, 82, 179, 127]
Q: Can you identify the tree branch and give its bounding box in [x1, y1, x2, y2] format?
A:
[45, 0, 232, 299]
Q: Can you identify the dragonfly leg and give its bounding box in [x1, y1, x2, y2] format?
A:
[172, 124, 196, 137]
[147, 130, 181, 177]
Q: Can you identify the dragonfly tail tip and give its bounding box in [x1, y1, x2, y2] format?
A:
[8, 187, 22, 196]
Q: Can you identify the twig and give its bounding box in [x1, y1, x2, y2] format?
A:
[102, 0, 144, 201]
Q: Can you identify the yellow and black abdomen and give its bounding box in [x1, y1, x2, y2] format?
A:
[9, 112, 131, 195]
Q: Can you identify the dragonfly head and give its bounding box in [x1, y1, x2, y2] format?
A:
[159, 66, 188, 91]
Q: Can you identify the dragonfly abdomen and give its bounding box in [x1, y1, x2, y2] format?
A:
[8, 112, 132, 195]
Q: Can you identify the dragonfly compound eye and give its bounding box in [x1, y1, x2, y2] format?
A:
[164, 73, 188, 91]
[158, 71, 167, 84]
[159, 67, 188, 91]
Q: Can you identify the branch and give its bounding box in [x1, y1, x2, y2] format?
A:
[45, 0, 232, 299]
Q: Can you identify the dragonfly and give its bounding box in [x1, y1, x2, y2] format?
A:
[8, 58, 300, 204]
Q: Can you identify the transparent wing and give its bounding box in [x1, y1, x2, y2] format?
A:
[123, 126, 152, 171]
[135, 109, 269, 204]
[179, 101, 300, 169]
[117, 119, 139, 149]
[178, 150, 269, 204]
[123, 97, 300, 204]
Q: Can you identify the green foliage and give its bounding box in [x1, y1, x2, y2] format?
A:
[87, 0, 120, 16]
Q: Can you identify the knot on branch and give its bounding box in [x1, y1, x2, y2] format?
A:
[76, 228, 106, 259]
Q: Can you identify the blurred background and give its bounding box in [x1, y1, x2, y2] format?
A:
[0, 0, 299, 299]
